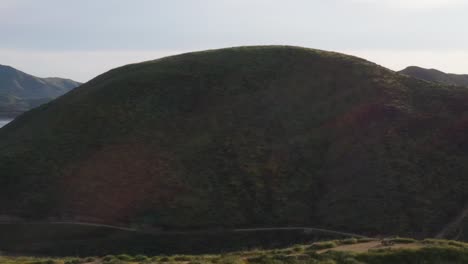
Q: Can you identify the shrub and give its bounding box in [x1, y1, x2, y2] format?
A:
[423, 239, 468, 248]
[245, 255, 281, 264]
[103, 255, 116, 262]
[218, 255, 244, 264]
[356, 238, 375, 243]
[357, 246, 468, 264]
[160, 256, 171, 262]
[341, 238, 358, 245]
[174, 255, 192, 261]
[390, 237, 417, 244]
[292, 246, 303, 252]
[64, 259, 81, 264]
[134, 254, 149, 261]
[37, 260, 58, 264]
[308, 241, 338, 250]
[116, 254, 133, 261]
[448, 241, 468, 248]
[280, 249, 294, 255]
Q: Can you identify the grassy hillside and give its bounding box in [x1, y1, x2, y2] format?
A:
[0, 65, 80, 117]
[4, 238, 468, 264]
[399, 66, 468, 87]
[2, 46, 468, 239]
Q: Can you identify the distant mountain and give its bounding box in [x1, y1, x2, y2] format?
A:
[399, 66, 468, 86]
[0, 65, 81, 118]
[4, 46, 468, 241]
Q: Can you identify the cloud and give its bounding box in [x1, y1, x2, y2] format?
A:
[0, 49, 187, 82]
[0, 0, 23, 8]
[352, 0, 464, 9]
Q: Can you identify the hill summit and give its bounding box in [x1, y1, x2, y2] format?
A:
[2, 46, 468, 239]
[399, 66, 468, 87]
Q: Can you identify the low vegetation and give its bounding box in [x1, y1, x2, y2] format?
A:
[4, 46, 468, 241]
[3, 238, 468, 264]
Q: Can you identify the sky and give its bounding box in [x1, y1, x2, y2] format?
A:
[1, 0, 468, 82]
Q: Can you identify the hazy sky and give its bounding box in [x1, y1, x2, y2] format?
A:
[2, 0, 468, 82]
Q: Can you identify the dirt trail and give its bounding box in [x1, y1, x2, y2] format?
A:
[234, 227, 367, 238]
[0, 219, 367, 238]
[436, 204, 468, 239]
[318, 241, 423, 254]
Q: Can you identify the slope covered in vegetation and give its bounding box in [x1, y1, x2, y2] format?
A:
[399, 66, 468, 87]
[4, 238, 468, 264]
[1, 46, 468, 239]
[0, 65, 80, 117]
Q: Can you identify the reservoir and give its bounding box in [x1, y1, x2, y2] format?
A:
[0, 119, 12, 128]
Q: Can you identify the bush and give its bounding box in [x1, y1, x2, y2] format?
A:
[280, 249, 294, 255]
[116, 254, 133, 261]
[356, 238, 376, 243]
[64, 259, 81, 264]
[292, 246, 303, 252]
[134, 254, 149, 261]
[390, 237, 417, 244]
[174, 255, 192, 261]
[245, 255, 281, 264]
[36, 260, 58, 264]
[357, 246, 468, 264]
[423, 239, 468, 248]
[448, 241, 468, 248]
[308, 241, 338, 250]
[103, 255, 116, 262]
[218, 255, 244, 264]
[341, 238, 358, 245]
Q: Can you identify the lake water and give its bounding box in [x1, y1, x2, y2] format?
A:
[0, 119, 13, 128]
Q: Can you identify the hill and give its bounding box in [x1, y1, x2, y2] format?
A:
[399, 66, 468, 87]
[0, 65, 81, 117]
[2, 46, 468, 240]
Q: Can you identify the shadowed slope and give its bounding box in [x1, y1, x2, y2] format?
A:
[0, 65, 81, 117]
[1, 46, 468, 239]
[399, 66, 468, 87]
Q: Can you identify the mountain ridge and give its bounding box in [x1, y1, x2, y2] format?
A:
[399, 66, 468, 87]
[0, 64, 81, 118]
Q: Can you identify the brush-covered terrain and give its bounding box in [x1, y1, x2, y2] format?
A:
[3, 46, 468, 240]
[4, 238, 468, 264]
[0, 65, 80, 117]
[399, 66, 468, 87]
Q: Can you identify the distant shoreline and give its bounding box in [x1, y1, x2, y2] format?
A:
[0, 118, 13, 127]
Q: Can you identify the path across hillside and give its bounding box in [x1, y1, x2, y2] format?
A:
[317, 241, 423, 254]
[0, 219, 367, 238]
[436, 204, 468, 239]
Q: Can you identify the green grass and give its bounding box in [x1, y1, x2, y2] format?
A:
[4, 239, 468, 264]
[388, 237, 417, 244]
[308, 241, 338, 250]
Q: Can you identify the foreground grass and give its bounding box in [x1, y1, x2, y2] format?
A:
[4, 238, 468, 264]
